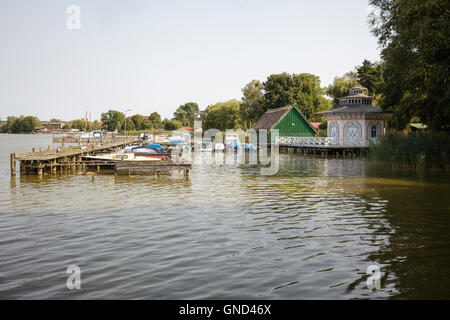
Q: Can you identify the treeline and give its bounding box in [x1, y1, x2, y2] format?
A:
[203, 73, 331, 131]
[0, 116, 40, 133]
[100, 103, 200, 133]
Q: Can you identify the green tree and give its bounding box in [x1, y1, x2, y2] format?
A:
[71, 119, 84, 130]
[356, 59, 384, 96]
[92, 120, 101, 130]
[1, 116, 19, 133]
[240, 80, 265, 128]
[163, 119, 182, 131]
[149, 112, 162, 129]
[131, 114, 145, 130]
[9, 116, 40, 133]
[173, 102, 199, 127]
[202, 99, 243, 131]
[122, 118, 135, 131]
[141, 118, 152, 130]
[263, 73, 330, 120]
[368, 0, 450, 131]
[101, 110, 125, 132]
[326, 74, 361, 106]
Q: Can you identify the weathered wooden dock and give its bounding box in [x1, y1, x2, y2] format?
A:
[10, 138, 137, 175]
[10, 137, 191, 178]
[114, 160, 191, 177]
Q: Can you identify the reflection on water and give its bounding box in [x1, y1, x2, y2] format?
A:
[0, 134, 450, 299]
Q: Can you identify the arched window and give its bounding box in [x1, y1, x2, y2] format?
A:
[370, 125, 377, 138]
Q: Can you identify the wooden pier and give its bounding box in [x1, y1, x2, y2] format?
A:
[115, 160, 191, 177]
[10, 137, 191, 178]
[10, 138, 137, 175]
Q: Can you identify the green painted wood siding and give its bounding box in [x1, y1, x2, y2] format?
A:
[274, 108, 315, 137]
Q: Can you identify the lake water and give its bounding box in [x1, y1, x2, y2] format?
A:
[1, 134, 449, 299]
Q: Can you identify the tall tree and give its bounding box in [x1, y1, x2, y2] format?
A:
[163, 119, 182, 131]
[131, 114, 145, 130]
[368, 0, 450, 131]
[173, 102, 199, 127]
[1, 116, 18, 133]
[240, 80, 265, 129]
[202, 99, 243, 131]
[122, 118, 135, 131]
[356, 59, 384, 96]
[101, 110, 125, 132]
[149, 112, 162, 129]
[263, 73, 330, 120]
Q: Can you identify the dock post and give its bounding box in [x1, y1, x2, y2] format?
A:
[10, 153, 16, 176]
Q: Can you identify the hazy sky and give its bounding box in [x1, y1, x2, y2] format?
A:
[0, 0, 380, 121]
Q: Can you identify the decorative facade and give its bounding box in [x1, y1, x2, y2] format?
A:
[317, 87, 391, 146]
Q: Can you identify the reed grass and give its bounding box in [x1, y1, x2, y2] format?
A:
[368, 131, 450, 170]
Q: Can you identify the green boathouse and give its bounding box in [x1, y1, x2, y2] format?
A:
[252, 105, 317, 143]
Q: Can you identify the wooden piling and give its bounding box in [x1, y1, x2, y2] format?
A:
[10, 153, 16, 176]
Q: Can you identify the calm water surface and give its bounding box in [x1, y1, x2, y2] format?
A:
[0, 134, 449, 299]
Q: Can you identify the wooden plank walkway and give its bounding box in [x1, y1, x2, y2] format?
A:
[115, 160, 191, 175]
[10, 137, 192, 178]
[11, 138, 139, 175]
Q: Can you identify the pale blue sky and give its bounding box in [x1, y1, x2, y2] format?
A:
[0, 0, 380, 121]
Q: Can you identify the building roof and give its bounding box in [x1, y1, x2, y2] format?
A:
[349, 86, 366, 90]
[181, 126, 193, 131]
[316, 104, 392, 115]
[310, 122, 321, 129]
[253, 105, 317, 133]
[339, 93, 373, 99]
[252, 106, 292, 130]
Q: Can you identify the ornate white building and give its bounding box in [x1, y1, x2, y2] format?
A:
[317, 87, 391, 146]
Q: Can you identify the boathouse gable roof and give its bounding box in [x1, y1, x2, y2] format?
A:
[252, 106, 292, 130]
[253, 105, 317, 136]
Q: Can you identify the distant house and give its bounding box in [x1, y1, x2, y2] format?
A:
[252, 105, 317, 143]
[310, 122, 321, 130]
[40, 121, 65, 130]
[181, 126, 193, 131]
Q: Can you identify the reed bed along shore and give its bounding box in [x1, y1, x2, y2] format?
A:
[368, 131, 450, 170]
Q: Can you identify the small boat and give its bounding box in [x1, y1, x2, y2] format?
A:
[214, 143, 225, 152]
[227, 140, 242, 150]
[124, 145, 168, 159]
[83, 152, 166, 161]
[200, 141, 214, 152]
[244, 144, 258, 151]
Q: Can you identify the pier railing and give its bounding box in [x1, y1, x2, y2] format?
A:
[276, 136, 378, 148]
[52, 133, 120, 145]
